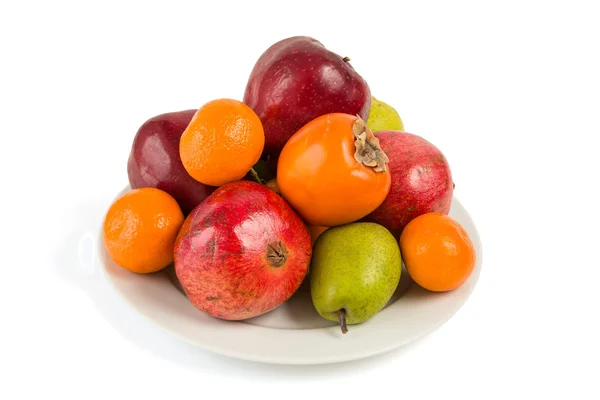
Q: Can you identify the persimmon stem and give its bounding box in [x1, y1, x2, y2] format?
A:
[352, 116, 390, 172]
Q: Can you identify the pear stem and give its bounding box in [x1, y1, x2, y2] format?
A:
[249, 167, 264, 184]
[338, 309, 348, 334]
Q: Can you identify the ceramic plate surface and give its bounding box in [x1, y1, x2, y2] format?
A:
[101, 186, 482, 364]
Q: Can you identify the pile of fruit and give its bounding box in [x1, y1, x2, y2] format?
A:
[103, 36, 476, 334]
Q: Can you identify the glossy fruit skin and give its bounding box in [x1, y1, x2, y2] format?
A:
[174, 181, 312, 320]
[310, 222, 401, 325]
[103, 188, 184, 274]
[127, 110, 216, 215]
[364, 131, 453, 237]
[277, 113, 391, 227]
[400, 212, 475, 292]
[179, 99, 265, 187]
[243, 36, 371, 158]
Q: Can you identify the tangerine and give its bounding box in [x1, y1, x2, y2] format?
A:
[399, 212, 476, 292]
[103, 188, 184, 274]
[180, 99, 265, 186]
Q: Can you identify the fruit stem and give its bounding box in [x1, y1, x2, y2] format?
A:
[338, 309, 348, 334]
[352, 116, 390, 172]
[249, 167, 264, 184]
[342, 56, 351, 62]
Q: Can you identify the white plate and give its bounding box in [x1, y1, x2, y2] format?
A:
[101, 185, 482, 365]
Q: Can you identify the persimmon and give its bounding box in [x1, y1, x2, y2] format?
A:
[277, 113, 391, 227]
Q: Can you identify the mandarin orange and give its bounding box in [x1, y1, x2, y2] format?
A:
[180, 99, 264, 186]
[103, 188, 184, 273]
[400, 212, 475, 292]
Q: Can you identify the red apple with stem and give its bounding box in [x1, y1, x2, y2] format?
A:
[243, 36, 371, 158]
[174, 181, 312, 321]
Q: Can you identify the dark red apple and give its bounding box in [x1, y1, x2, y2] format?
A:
[174, 181, 312, 321]
[364, 131, 454, 237]
[243, 36, 371, 158]
[127, 110, 216, 215]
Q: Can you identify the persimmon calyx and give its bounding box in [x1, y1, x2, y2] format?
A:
[352, 116, 389, 172]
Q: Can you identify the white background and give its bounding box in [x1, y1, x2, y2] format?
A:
[2, 0, 599, 399]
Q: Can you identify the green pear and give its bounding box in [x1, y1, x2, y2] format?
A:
[366, 97, 404, 132]
[310, 222, 402, 334]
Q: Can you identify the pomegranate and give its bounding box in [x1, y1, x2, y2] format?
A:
[364, 131, 454, 237]
[174, 181, 312, 320]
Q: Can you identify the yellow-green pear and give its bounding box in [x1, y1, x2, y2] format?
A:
[310, 222, 402, 334]
[366, 97, 404, 132]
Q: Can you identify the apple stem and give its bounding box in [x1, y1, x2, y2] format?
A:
[249, 167, 264, 184]
[342, 56, 351, 62]
[338, 309, 348, 334]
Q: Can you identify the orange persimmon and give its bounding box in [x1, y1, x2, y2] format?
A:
[277, 113, 391, 227]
